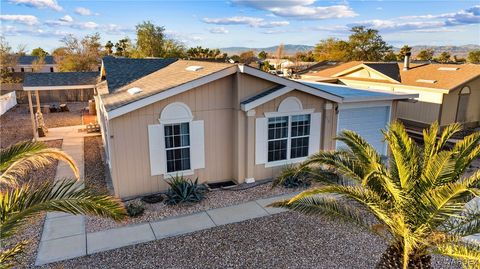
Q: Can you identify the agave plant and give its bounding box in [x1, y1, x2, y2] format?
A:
[271, 122, 480, 269]
[0, 141, 126, 268]
[164, 175, 206, 205]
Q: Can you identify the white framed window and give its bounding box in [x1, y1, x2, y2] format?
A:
[256, 96, 321, 167]
[267, 114, 311, 162]
[164, 122, 191, 173]
[148, 102, 205, 177]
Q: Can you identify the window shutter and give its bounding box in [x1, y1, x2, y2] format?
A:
[255, 117, 268, 165]
[148, 124, 165, 176]
[309, 112, 322, 155]
[190, 120, 205, 169]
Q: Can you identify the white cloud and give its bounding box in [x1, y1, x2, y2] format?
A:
[202, 16, 289, 28]
[75, 7, 93, 16]
[0, 14, 38, 25]
[209, 27, 229, 34]
[231, 0, 357, 20]
[59, 15, 73, 23]
[73, 21, 99, 30]
[352, 5, 480, 32]
[8, 0, 62, 11]
[1, 25, 68, 37]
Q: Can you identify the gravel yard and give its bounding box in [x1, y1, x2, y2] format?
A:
[45, 212, 460, 269]
[1, 140, 62, 269]
[0, 103, 85, 148]
[84, 136, 109, 195]
[87, 182, 298, 233]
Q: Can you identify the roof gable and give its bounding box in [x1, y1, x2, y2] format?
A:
[333, 63, 400, 83]
[102, 57, 178, 93]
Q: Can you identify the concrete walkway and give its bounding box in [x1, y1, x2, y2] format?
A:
[35, 126, 99, 266]
[36, 191, 296, 265]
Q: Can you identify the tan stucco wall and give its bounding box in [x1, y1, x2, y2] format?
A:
[108, 75, 236, 198]
[440, 77, 480, 127]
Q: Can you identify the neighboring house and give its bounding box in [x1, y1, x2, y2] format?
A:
[12, 56, 57, 73]
[265, 58, 317, 72]
[95, 57, 416, 198]
[301, 59, 480, 128]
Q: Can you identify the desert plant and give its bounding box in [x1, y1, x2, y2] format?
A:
[164, 175, 206, 205]
[125, 200, 145, 217]
[271, 122, 480, 269]
[0, 141, 126, 268]
[273, 165, 311, 188]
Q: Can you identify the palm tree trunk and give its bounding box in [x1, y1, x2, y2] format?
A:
[376, 245, 432, 269]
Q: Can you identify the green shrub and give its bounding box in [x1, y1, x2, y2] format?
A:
[164, 175, 206, 205]
[125, 200, 145, 217]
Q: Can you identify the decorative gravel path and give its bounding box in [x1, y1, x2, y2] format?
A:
[40, 212, 461, 269]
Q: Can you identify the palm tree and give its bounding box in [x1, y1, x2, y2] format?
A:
[0, 141, 126, 268]
[271, 122, 480, 269]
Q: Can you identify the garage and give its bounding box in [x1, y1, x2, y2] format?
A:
[336, 104, 391, 155]
[298, 80, 418, 156]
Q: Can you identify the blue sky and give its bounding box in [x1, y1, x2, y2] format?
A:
[1, 0, 479, 53]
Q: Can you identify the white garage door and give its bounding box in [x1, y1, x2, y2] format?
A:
[336, 106, 390, 155]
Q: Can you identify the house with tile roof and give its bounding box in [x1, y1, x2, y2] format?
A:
[301, 60, 480, 128]
[94, 57, 417, 198]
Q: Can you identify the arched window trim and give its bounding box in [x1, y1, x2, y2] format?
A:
[264, 96, 314, 117]
[159, 102, 193, 124]
[460, 86, 471, 95]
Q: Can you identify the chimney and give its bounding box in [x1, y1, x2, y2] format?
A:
[403, 51, 411, 71]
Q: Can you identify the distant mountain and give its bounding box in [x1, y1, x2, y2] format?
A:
[399, 45, 480, 58]
[220, 44, 479, 58]
[220, 44, 314, 56]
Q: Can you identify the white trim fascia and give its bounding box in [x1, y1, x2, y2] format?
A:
[239, 65, 343, 103]
[264, 108, 315, 118]
[338, 78, 450, 94]
[107, 66, 238, 119]
[342, 94, 418, 103]
[241, 86, 293, 111]
[338, 100, 392, 110]
[23, 85, 95, 91]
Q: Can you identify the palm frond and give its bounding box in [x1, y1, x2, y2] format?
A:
[451, 132, 480, 179]
[443, 204, 480, 237]
[0, 141, 46, 171]
[0, 145, 79, 187]
[286, 186, 397, 230]
[269, 195, 384, 237]
[302, 150, 365, 183]
[0, 179, 126, 239]
[434, 240, 480, 267]
[435, 123, 462, 153]
[383, 121, 421, 190]
[0, 241, 27, 269]
[422, 121, 439, 164]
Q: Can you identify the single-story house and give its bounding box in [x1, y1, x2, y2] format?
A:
[95, 57, 416, 198]
[301, 59, 480, 128]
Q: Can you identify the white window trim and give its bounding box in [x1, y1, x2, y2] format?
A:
[162, 122, 193, 175]
[158, 102, 195, 176]
[265, 112, 312, 168]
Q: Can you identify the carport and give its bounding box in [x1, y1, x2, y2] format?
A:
[22, 72, 98, 139]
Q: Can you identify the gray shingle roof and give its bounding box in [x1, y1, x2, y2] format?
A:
[18, 55, 55, 65]
[363, 63, 401, 82]
[240, 85, 285, 105]
[102, 57, 178, 93]
[23, 72, 99, 87]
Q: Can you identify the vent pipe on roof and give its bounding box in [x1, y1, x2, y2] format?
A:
[403, 51, 411, 71]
